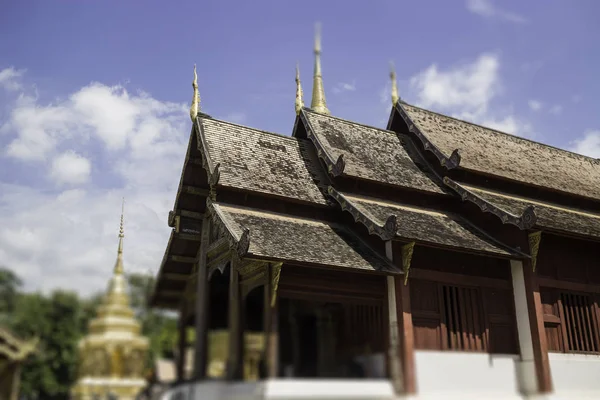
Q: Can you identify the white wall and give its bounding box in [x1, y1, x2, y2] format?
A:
[548, 353, 600, 399]
[414, 351, 523, 399]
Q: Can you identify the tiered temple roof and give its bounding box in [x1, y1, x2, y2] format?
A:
[150, 26, 600, 310]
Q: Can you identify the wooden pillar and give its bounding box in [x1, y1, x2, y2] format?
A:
[226, 257, 245, 380]
[192, 216, 211, 380]
[385, 240, 416, 394]
[512, 259, 552, 393]
[176, 302, 188, 382]
[263, 264, 279, 378]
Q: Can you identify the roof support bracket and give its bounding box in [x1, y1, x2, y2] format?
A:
[528, 231, 542, 272]
[401, 242, 415, 285]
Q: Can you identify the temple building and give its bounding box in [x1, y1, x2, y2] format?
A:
[72, 202, 149, 400]
[149, 25, 600, 400]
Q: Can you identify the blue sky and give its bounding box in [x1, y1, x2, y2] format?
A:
[1, 0, 599, 294]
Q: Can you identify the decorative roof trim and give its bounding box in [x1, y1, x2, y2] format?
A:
[300, 109, 346, 177]
[328, 186, 397, 240]
[195, 119, 221, 187]
[395, 102, 461, 170]
[443, 177, 537, 230]
[207, 200, 251, 258]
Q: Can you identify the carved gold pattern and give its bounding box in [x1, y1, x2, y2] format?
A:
[295, 63, 304, 115]
[528, 231, 542, 272]
[401, 242, 415, 285]
[271, 262, 283, 307]
[190, 64, 200, 121]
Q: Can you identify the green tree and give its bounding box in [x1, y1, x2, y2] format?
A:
[0, 267, 23, 322]
[10, 289, 87, 400]
[126, 273, 178, 362]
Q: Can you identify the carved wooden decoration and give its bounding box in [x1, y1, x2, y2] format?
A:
[401, 242, 416, 285]
[300, 111, 346, 177]
[206, 200, 252, 260]
[528, 231, 542, 271]
[328, 186, 398, 240]
[395, 103, 461, 170]
[443, 177, 538, 230]
[271, 262, 283, 307]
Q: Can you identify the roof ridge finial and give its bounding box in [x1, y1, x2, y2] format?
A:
[295, 63, 304, 115]
[189, 64, 200, 122]
[114, 197, 125, 275]
[310, 22, 330, 115]
[390, 61, 400, 106]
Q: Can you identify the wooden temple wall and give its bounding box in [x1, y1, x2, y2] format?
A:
[399, 244, 519, 354]
[531, 233, 600, 394]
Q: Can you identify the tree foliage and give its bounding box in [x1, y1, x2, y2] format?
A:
[0, 267, 178, 400]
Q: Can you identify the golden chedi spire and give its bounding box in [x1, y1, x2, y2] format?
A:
[390, 61, 400, 106]
[106, 198, 129, 307]
[310, 22, 330, 115]
[71, 196, 149, 400]
[189, 64, 200, 122]
[114, 198, 125, 275]
[295, 63, 304, 115]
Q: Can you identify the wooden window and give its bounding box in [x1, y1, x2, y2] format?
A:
[441, 285, 484, 351]
[542, 288, 600, 353]
[411, 279, 518, 354]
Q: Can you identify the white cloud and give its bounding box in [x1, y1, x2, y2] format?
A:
[0, 67, 190, 295]
[549, 105, 563, 115]
[0, 67, 24, 91]
[571, 130, 600, 158]
[410, 53, 500, 118]
[332, 81, 357, 94]
[528, 100, 543, 111]
[409, 53, 532, 137]
[466, 0, 527, 24]
[50, 151, 92, 185]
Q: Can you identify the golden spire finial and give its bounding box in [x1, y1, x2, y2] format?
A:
[310, 22, 330, 115]
[114, 197, 125, 275]
[390, 61, 400, 106]
[189, 64, 200, 122]
[295, 63, 304, 115]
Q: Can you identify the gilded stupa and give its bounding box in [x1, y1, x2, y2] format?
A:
[71, 200, 149, 399]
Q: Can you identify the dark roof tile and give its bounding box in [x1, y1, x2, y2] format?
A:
[303, 110, 446, 195]
[337, 192, 516, 257]
[213, 202, 398, 273]
[465, 184, 600, 240]
[200, 118, 329, 205]
[401, 103, 600, 201]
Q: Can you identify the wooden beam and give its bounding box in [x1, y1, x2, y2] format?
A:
[193, 216, 210, 380]
[182, 186, 210, 196]
[180, 209, 204, 220]
[226, 257, 244, 380]
[161, 273, 189, 282]
[386, 241, 416, 394]
[169, 255, 196, 263]
[264, 264, 279, 378]
[176, 233, 202, 242]
[176, 302, 187, 382]
[522, 259, 553, 393]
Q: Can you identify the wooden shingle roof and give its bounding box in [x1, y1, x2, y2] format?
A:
[464, 184, 600, 240]
[301, 109, 446, 195]
[211, 202, 399, 273]
[397, 102, 600, 201]
[200, 118, 330, 206]
[328, 189, 523, 258]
